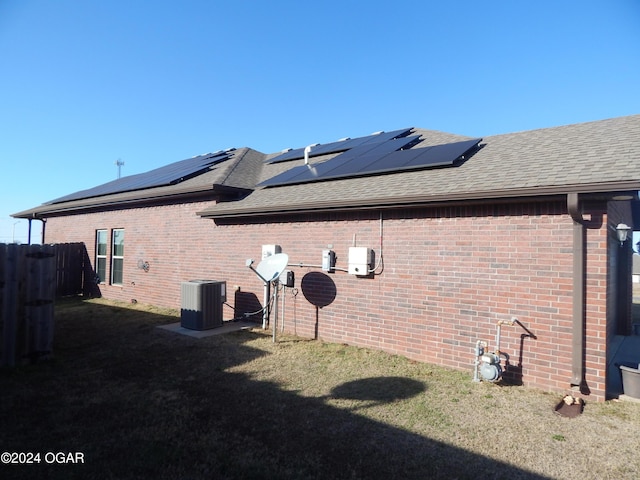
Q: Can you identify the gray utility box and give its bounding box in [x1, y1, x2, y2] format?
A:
[180, 280, 226, 330]
[620, 363, 640, 399]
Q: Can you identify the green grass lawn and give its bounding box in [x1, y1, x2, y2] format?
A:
[1, 298, 639, 479]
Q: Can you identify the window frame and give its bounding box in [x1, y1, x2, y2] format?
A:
[110, 228, 125, 286]
[95, 229, 108, 284]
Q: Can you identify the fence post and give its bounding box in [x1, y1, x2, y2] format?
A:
[0, 244, 56, 366]
[1, 244, 20, 367]
[25, 244, 56, 360]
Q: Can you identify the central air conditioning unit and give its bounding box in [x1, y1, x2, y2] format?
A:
[180, 280, 226, 330]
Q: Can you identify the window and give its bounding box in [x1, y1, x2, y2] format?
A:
[111, 229, 125, 285]
[95, 230, 108, 283]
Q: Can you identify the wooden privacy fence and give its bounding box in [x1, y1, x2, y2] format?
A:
[0, 243, 88, 367]
[55, 242, 87, 297]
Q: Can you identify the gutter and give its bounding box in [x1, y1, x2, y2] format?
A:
[567, 193, 586, 389]
[198, 181, 640, 219]
[12, 184, 251, 219]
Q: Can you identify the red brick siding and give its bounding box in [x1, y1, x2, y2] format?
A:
[44, 199, 609, 400]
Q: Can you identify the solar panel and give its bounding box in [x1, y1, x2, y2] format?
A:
[260, 138, 481, 187]
[47, 151, 230, 204]
[360, 139, 481, 173]
[267, 127, 413, 163]
[321, 135, 421, 166]
[267, 147, 306, 163]
[259, 136, 419, 187]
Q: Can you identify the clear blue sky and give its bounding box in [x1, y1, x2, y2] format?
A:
[1, 0, 639, 244]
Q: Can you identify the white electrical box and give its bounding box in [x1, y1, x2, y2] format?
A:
[261, 244, 281, 260]
[348, 247, 373, 275]
[322, 249, 336, 272]
[279, 270, 294, 287]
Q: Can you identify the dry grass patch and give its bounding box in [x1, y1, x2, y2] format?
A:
[1, 297, 639, 479]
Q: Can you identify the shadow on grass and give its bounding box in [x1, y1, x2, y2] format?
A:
[0, 298, 550, 480]
[330, 376, 426, 401]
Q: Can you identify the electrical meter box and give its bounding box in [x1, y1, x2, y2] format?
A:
[322, 249, 336, 272]
[348, 247, 373, 275]
[279, 270, 294, 287]
[261, 244, 281, 260]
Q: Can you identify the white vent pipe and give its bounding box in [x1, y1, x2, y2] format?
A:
[304, 143, 319, 165]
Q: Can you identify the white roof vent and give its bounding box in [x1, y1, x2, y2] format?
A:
[304, 143, 320, 165]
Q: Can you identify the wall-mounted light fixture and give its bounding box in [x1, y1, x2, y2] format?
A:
[616, 223, 631, 246]
[611, 193, 635, 201]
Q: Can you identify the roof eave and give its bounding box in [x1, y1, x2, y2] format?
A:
[198, 181, 640, 219]
[13, 184, 253, 219]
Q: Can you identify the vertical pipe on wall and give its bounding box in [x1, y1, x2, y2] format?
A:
[41, 219, 47, 244]
[567, 193, 585, 387]
[262, 282, 270, 329]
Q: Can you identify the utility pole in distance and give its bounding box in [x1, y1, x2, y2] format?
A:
[115, 158, 125, 179]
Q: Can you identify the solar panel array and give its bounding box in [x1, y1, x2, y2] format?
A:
[260, 138, 481, 188]
[267, 128, 413, 163]
[47, 151, 231, 204]
[46, 130, 482, 203]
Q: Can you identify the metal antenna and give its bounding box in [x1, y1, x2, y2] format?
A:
[115, 158, 125, 179]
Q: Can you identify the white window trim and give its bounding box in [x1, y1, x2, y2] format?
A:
[96, 229, 108, 284]
[111, 228, 125, 286]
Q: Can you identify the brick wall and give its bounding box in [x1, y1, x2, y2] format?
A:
[44, 198, 610, 400]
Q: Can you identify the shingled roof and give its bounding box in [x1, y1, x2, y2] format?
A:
[13, 115, 640, 220]
[12, 147, 265, 218]
[199, 115, 640, 218]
